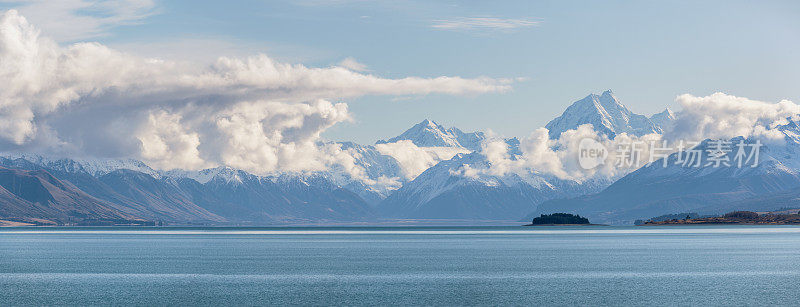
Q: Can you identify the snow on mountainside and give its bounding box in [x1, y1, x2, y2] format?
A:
[326, 141, 404, 205]
[0, 154, 375, 225]
[327, 120, 487, 205]
[378, 152, 545, 220]
[545, 90, 663, 139]
[1, 89, 733, 224]
[377, 91, 672, 221]
[0, 118, 490, 217]
[378, 141, 610, 220]
[338, 142, 405, 180]
[0, 153, 160, 178]
[377, 119, 485, 151]
[0, 157, 228, 224]
[163, 167, 250, 184]
[534, 119, 800, 224]
[649, 108, 676, 130]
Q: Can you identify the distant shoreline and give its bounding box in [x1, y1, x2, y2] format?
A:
[642, 221, 800, 225]
[642, 211, 800, 225]
[523, 223, 607, 226]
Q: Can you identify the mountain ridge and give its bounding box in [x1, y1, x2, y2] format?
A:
[377, 119, 485, 151]
[6, 90, 796, 226]
[532, 131, 800, 224]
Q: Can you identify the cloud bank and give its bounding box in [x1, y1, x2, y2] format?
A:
[668, 93, 800, 143]
[0, 9, 511, 177]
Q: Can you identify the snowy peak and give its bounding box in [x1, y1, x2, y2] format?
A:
[377, 119, 485, 151]
[651, 107, 676, 120]
[163, 166, 253, 184]
[770, 116, 800, 146]
[545, 90, 662, 139]
[649, 108, 676, 129]
[598, 90, 625, 112]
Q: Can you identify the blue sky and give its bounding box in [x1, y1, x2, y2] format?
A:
[4, 0, 800, 144]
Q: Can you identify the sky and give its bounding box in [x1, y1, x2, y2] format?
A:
[0, 0, 798, 174]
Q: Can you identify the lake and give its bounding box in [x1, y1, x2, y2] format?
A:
[2, 226, 800, 306]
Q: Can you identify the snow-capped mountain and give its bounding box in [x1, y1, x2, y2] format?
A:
[327, 141, 405, 204]
[0, 166, 145, 225]
[0, 153, 160, 178]
[0, 154, 374, 225]
[0, 155, 227, 224]
[533, 120, 800, 224]
[185, 172, 374, 224]
[377, 119, 485, 151]
[377, 143, 610, 220]
[375, 91, 671, 221]
[11, 89, 796, 225]
[163, 166, 251, 184]
[378, 152, 542, 220]
[545, 90, 663, 139]
[649, 107, 677, 130]
[327, 121, 486, 205]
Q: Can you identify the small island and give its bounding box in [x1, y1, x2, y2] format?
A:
[643, 211, 800, 225]
[525, 213, 593, 226]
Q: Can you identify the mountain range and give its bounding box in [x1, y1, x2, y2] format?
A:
[0, 156, 372, 225]
[533, 121, 800, 224]
[4, 90, 798, 225]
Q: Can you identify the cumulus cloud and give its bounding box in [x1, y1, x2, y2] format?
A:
[0, 10, 511, 178]
[375, 140, 470, 180]
[211, 100, 352, 175]
[432, 17, 541, 31]
[137, 109, 207, 170]
[667, 93, 800, 143]
[476, 125, 664, 181]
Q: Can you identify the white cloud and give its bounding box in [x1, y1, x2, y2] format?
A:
[337, 57, 368, 72]
[212, 100, 352, 175]
[137, 109, 208, 170]
[471, 125, 665, 181]
[0, 0, 158, 41]
[668, 93, 800, 143]
[432, 17, 541, 31]
[375, 140, 470, 180]
[0, 10, 512, 178]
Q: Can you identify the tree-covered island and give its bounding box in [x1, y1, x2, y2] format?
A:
[525, 213, 591, 226]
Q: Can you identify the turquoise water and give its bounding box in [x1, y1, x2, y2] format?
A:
[2, 226, 800, 306]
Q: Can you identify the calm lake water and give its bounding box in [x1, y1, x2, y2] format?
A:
[2, 226, 800, 306]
